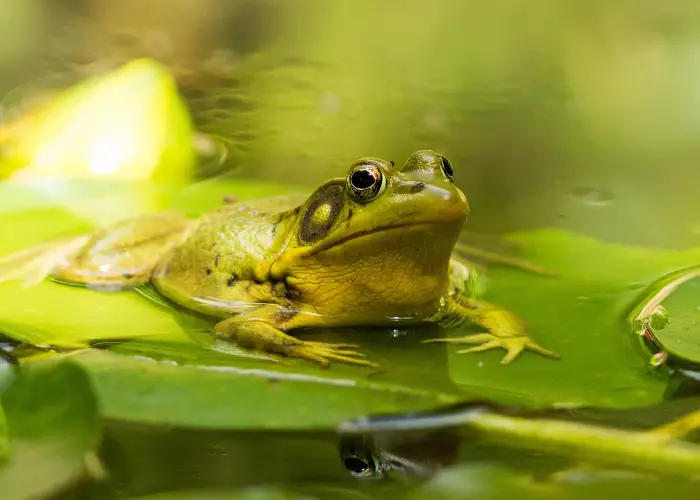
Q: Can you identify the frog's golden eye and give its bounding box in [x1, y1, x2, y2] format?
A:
[346, 164, 387, 203]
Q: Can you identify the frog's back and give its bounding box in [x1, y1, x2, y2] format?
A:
[152, 195, 305, 317]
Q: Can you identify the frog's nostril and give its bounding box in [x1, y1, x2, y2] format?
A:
[411, 182, 426, 193]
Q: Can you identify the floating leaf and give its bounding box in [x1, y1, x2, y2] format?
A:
[631, 273, 700, 368]
[1, 58, 195, 183]
[66, 348, 460, 430]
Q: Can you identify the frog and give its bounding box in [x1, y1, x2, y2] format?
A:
[0, 151, 559, 367]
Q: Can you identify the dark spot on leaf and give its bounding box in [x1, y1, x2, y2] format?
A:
[390, 160, 395, 167]
[227, 274, 238, 287]
[411, 182, 426, 193]
[215, 254, 221, 267]
[205, 268, 212, 275]
[122, 273, 134, 280]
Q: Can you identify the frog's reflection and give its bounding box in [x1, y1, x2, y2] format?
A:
[98, 420, 462, 497]
[338, 431, 459, 480]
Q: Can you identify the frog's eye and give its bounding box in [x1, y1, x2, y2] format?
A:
[346, 163, 387, 203]
[438, 154, 454, 181]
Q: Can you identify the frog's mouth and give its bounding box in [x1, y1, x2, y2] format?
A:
[307, 221, 455, 256]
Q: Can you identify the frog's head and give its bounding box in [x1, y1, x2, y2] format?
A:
[270, 151, 468, 314]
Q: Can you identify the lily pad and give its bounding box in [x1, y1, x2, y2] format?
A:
[636, 274, 700, 366]
[432, 229, 700, 409]
[0, 361, 100, 500]
[64, 347, 461, 430]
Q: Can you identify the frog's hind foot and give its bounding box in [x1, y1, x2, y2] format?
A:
[284, 340, 377, 368]
[0, 236, 89, 287]
[424, 333, 560, 365]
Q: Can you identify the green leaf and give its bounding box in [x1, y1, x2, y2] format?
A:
[0, 361, 100, 500]
[432, 228, 700, 409]
[637, 275, 700, 366]
[66, 347, 460, 430]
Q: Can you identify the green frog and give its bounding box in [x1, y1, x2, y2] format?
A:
[2, 151, 559, 367]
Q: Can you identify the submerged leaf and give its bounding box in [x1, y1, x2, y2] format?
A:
[0, 361, 100, 500]
[408, 463, 700, 500]
[132, 487, 320, 500]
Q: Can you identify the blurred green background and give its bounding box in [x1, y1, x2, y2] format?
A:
[3, 0, 698, 247]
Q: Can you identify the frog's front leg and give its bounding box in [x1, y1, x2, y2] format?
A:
[215, 304, 377, 368]
[425, 297, 560, 365]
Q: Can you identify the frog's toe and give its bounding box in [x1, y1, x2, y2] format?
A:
[425, 333, 559, 365]
[287, 342, 377, 368]
[423, 333, 493, 345]
[456, 340, 510, 356]
[304, 341, 360, 350]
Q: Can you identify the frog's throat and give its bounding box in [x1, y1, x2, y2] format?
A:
[266, 220, 463, 281]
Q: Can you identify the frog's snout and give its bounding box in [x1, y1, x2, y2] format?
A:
[421, 183, 469, 222]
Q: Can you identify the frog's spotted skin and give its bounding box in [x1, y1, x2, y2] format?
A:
[0, 151, 559, 367]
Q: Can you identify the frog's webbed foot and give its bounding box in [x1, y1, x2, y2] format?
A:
[425, 332, 559, 365]
[281, 340, 374, 367]
[215, 306, 377, 368]
[425, 297, 560, 364]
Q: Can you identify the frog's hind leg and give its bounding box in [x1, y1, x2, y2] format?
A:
[215, 304, 378, 368]
[0, 237, 90, 287]
[424, 297, 560, 365]
[0, 212, 189, 290]
[52, 212, 190, 290]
